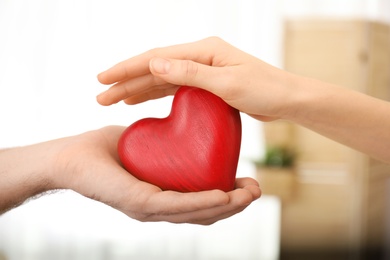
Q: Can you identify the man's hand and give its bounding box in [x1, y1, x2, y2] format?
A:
[0, 126, 261, 224]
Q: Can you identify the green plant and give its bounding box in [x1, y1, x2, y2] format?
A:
[254, 146, 296, 168]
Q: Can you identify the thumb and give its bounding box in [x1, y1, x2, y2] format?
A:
[149, 57, 224, 93]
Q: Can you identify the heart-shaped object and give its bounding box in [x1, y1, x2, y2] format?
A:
[118, 86, 241, 192]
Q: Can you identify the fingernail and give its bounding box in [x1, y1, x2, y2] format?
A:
[151, 58, 171, 74]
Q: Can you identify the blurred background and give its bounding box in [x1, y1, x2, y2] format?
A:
[0, 0, 389, 259]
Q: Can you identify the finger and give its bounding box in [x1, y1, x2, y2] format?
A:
[146, 178, 260, 217]
[193, 188, 256, 225]
[143, 179, 261, 224]
[97, 37, 225, 85]
[97, 53, 152, 85]
[248, 113, 279, 122]
[198, 205, 248, 225]
[155, 204, 249, 225]
[149, 57, 235, 99]
[235, 177, 260, 188]
[97, 73, 167, 106]
[194, 179, 261, 224]
[123, 85, 179, 105]
[141, 189, 230, 217]
[145, 187, 256, 224]
[234, 177, 262, 200]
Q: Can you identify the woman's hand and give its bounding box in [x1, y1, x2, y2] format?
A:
[97, 37, 390, 163]
[97, 37, 297, 122]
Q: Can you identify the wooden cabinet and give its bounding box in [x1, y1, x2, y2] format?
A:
[265, 19, 390, 257]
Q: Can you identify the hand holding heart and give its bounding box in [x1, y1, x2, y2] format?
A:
[62, 126, 260, 224]
[0, 126, 260, 224]
[118, 86, 241, 192]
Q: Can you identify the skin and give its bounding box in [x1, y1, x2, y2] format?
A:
[0, 125, 261, 224]
[97, 37, 390, 163]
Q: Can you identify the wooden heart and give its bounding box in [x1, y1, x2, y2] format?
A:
[118, 86, 241, 192]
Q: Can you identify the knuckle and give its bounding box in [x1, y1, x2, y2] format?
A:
[131, 213, 152, 222]
[205, 36, 223, 45]
[181, 60, 199, 84]
[127, 203, 155, 222]
[200, 220, 217, 226]
[146, 47, 162, 58]
[204, 36, 226, 51]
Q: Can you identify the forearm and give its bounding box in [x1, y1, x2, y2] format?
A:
[286, 76, 390, 163]
[0, 142, 56, 214]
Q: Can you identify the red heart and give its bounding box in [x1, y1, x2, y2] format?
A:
[118, 86, 241, 192]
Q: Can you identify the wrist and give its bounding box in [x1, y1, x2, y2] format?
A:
[21, 141, 60, 193]
[45, 135, 84, 191]
[0, 143, 57, 213]
[279, 74, 325, 123]
[16, 137, 76, 193]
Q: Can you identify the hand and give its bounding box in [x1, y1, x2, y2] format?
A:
[96, 37, 390, 163]
[49, 126, 261, 224]
[97, 37, 298, 122]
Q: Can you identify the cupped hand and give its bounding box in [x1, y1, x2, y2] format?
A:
[97, 37, 298, 122]
[54, 126, 261, 224]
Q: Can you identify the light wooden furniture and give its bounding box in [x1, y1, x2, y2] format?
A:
[256, 167, 297, 200]
[262, 19, 390, 256]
